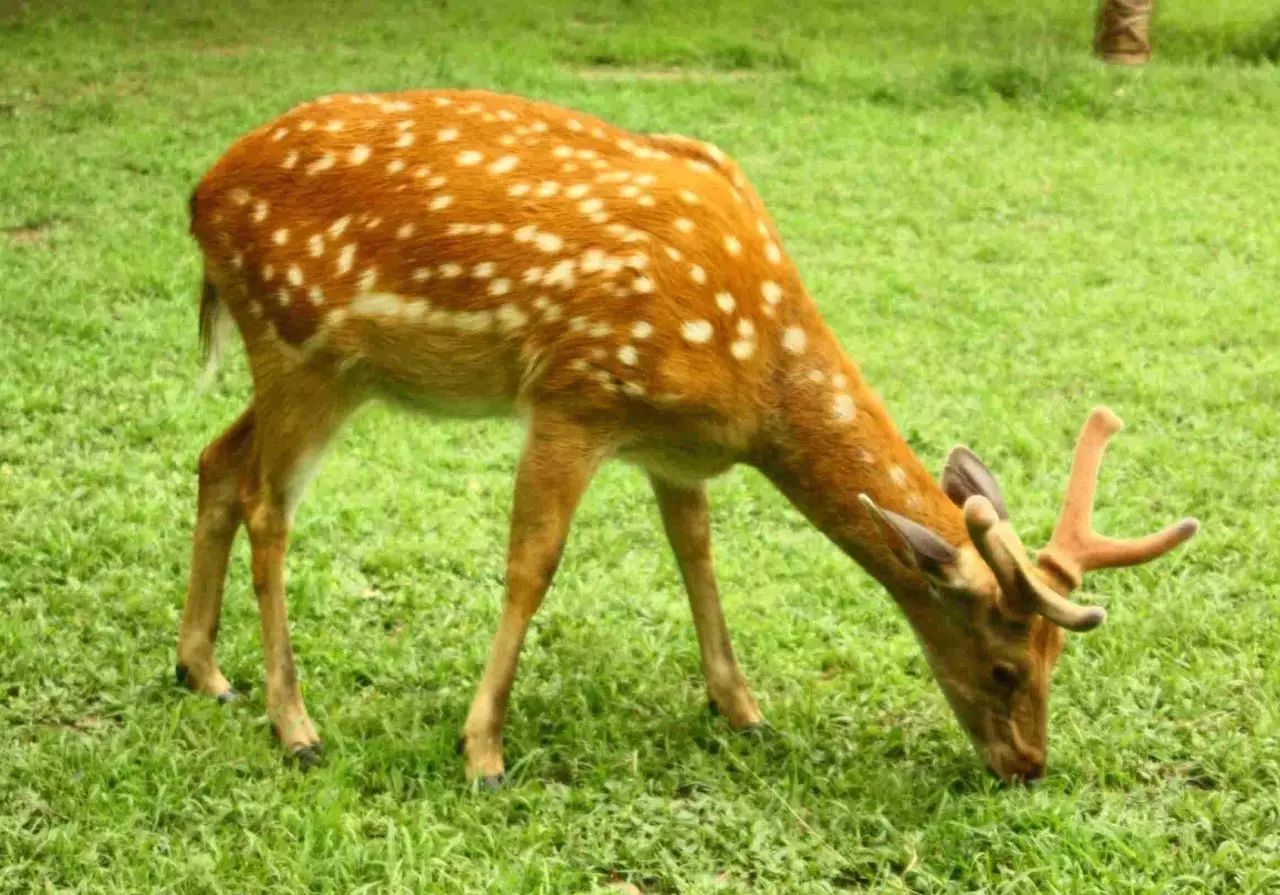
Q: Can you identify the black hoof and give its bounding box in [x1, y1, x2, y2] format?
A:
[175, 664, 190, 687]
[479, 773, 506, 791]
[736, 721, 771, 739]
[455, 735, 466, 756]
[707, 699, 721, 717]
[286, 744, 324, 770]
[216, 688, 240, 705]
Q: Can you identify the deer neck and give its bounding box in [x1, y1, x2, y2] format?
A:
[752, 324, 967, 606]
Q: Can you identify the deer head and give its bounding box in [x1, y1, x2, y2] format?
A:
[861, 407, 1198, 781]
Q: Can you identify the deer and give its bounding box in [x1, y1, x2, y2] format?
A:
[179, 88, 1198, 785]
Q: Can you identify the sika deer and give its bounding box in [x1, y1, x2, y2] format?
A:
[179, 90, 1198, 783]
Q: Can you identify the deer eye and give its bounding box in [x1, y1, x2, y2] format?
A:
[991, 662, 1022, 691]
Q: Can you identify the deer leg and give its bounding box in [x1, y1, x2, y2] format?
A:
[460, 412, 605, 785]
[650, 478, 763, 730]
[240, 379, 354, 766]
[176, 407, 255, 702]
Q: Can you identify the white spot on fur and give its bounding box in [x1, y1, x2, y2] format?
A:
[832, 373, 848, 389]
[272, 228, 289, 246]
[306, 154, 336, 175]
[674, 218, 694, 233]
[251, 201, 269, 224]
[336, 244, 356, 275]
[765, 241, 782, 264]
[536, 181, 561, 198]
[281, 151, 299, 169]
[429, 195, 453, 211]
[495, 303, 527, 331]
[488, 155, 519, 174]
[724, 235, 742, 256]
[730, 339, 755, 360]
[782, 327, 807, 354]
[579, 197, 604, 214]
[411, 267, 431, 282]
[397, 222, 415, 240]
[271, 128, 289, 142]
[286, 265, 303, 286]
[631, 321, 653, 339]
[437, 127, 459, 142]
[715, 291, 736, 313]
[565, 183, 591, 199]
[617, 345, 638, 365]
[488, 278, 511, 296]
[349, 145, 371, 165]
[631, 277, 654, 294]
[395, 132, 415, 149]
[308, 234, 324, 257]
[386, 159, 406, 174]
[689, 265, 707, 285]
[308, 286, 325, 305]
[833, 393, 856, 422]
[358, 267, 378, 292]
[534, 231, 563, 253]
[543, 259, 576, 290]
[472, 262, 496, 279]
[439, 263, 462, 278]
[681, 320, 713, 344]
[329, 215, 351, 238]
[457, 150, 483, 166]
[350, 292, 403, 317]
[761, 280, 783, 305]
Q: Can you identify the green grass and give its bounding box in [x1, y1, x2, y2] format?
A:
[3, 0, 1279, 891]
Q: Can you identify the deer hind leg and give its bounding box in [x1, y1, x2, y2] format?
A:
[460, 411, 606, 785]
[240, 373, 357, 766]
[650, 478, 763, 730]
[177, 407, 256, 702]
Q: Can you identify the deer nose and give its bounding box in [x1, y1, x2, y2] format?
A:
[987, 759, 1045, 785]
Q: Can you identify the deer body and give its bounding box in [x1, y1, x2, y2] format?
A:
[180, 90, 1197, 782]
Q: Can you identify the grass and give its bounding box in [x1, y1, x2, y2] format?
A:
[2, 0, 1279, 891]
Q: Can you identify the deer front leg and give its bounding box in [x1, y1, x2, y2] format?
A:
[650, 478, 763, 730]
[461, 412, 605, 786]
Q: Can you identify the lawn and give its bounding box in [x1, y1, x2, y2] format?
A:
[2, 0, 1279, 891]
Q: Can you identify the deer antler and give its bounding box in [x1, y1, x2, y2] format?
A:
[1036, 407, 1200, 592]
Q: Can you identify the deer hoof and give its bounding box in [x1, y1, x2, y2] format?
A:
[286, 744, 324, 770]
[478, 773, 506, 791]
[216, 688, 241, 705]
[175, 664, 190, 687]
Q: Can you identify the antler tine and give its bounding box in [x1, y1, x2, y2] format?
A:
[1039, 407, 1199, 589]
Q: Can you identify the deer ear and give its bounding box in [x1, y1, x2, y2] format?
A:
[942, 446, 1009, 520]
[859, 494, 960, 581]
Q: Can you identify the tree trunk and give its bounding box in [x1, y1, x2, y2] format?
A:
[1094, 0, 1154, 65]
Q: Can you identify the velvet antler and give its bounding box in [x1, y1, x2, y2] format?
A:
[1036, 407, 1200, 591]
[955, 407, 1199, 632]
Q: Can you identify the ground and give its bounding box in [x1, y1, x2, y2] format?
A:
[2, 1, 1279, 892]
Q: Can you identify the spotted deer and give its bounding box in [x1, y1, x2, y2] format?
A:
[179, 89, 1198, 784]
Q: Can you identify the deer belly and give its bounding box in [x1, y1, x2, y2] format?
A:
[343, 316, 523, 417]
